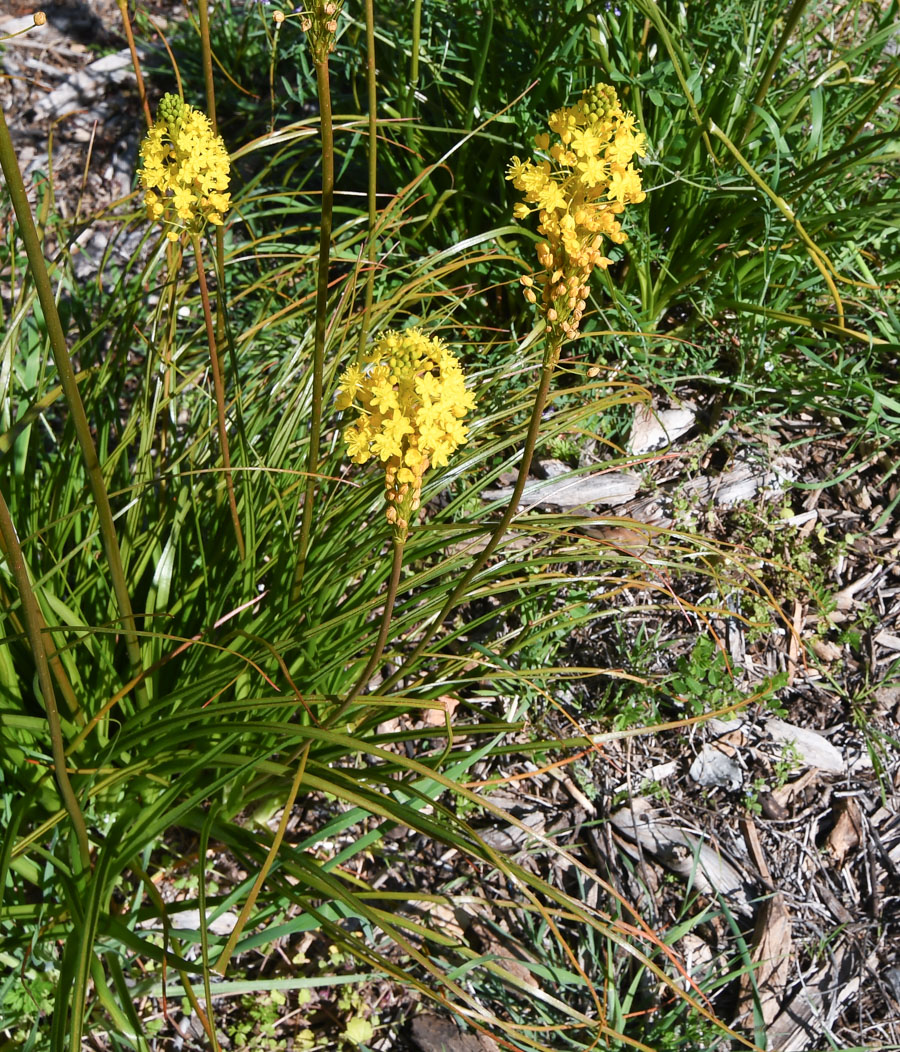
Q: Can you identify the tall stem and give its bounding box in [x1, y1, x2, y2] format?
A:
[196, 0, 229, 379]
[330, 533, 406, 726]
[0, 102, 147, 708]
[738, 0, 810, 147]
[197, 0, 217, 130]
[404, 0, 423, 125]
[0, 487, 90, 871]
[191, 234, 245, 560]
[158, 239, 181, 470]
[115, 0, 151, 127]
[357, 0, 378, 355]
[291, 51, 335, 600]
[376, 335, 562, 698]
[464, 0, 493, 131]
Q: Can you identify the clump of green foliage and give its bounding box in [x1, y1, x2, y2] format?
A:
[0, 0, 896, 1049]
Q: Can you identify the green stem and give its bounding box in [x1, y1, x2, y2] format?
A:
[214, 743, 310, 974]
[268, 18, 282, 133]
[376, 333, 562, 698]
[196, 0, 229, 390]
[330, 532, 406, 727]
[0, 486, 90, 872]
[464, 0, 493, 131]
[0, 577, 80, 722]
[357, 0, 378, 355]
[191, 234, 245, 560]
[708, 122, 844, 327]
[405, 0, 422, 122]
[197, 0, 217, 129]
[158, 239, 181, 472]
[738, 0, 811, 147]
[291, 51, 335, 600]
[0, 101, 147, 708]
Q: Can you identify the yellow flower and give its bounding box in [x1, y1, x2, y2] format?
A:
[508, 83, 648, 339]
[345, 424, 372, 463]
[137, 94, 231, 238]
[337, 328, 475, 535]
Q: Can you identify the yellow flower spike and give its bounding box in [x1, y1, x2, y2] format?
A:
[136, 94, 231, 239]
[337, 328, 475, 536]
[508, 83, 648, 339]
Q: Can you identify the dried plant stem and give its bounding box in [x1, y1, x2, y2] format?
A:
[371, 333, 562, 701]
[115, 0, 151, 127]
[292, 51, 336, 600]
[330, 533, 406, 727]
[0, 102, 147, 709]
[0, 487, 90, 872]
[191, 234, 245, 560]
[214, 742, 310, 974]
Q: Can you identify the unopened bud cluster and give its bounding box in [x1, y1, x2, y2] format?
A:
[507, 84, 647, 339]
[299, 0, 343, 59]
[137, 94, 231, 241]
[337, 329, 475, 538]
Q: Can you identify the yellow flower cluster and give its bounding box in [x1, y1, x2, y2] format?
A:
[337, 329, 475, 535]
[507, 84, 646, 339]
[137, 94, 231, 241]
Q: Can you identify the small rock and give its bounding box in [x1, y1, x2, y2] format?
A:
[766, 718, 844, 774]
[409, 1015, 499, 1051]
[628, 403, 695, 455]
[689, 743, 743, 791]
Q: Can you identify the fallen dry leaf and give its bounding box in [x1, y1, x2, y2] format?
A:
[736, 892, 793, 1033]
[421, 694, 459, 727]
[810, 638, 842, 663]
[825, 797, 862, 867]
[769, 768, 819, 812]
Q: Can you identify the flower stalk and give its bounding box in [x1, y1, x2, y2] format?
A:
[357, 0, 378, 354]
[192, 233, 245, 559]
[331, 534, 406, 726]
[329, 327, 475, 717]
[292, 2, 343, 600]
[375, 84, 648, 699]
[138, 94, 244, 555]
